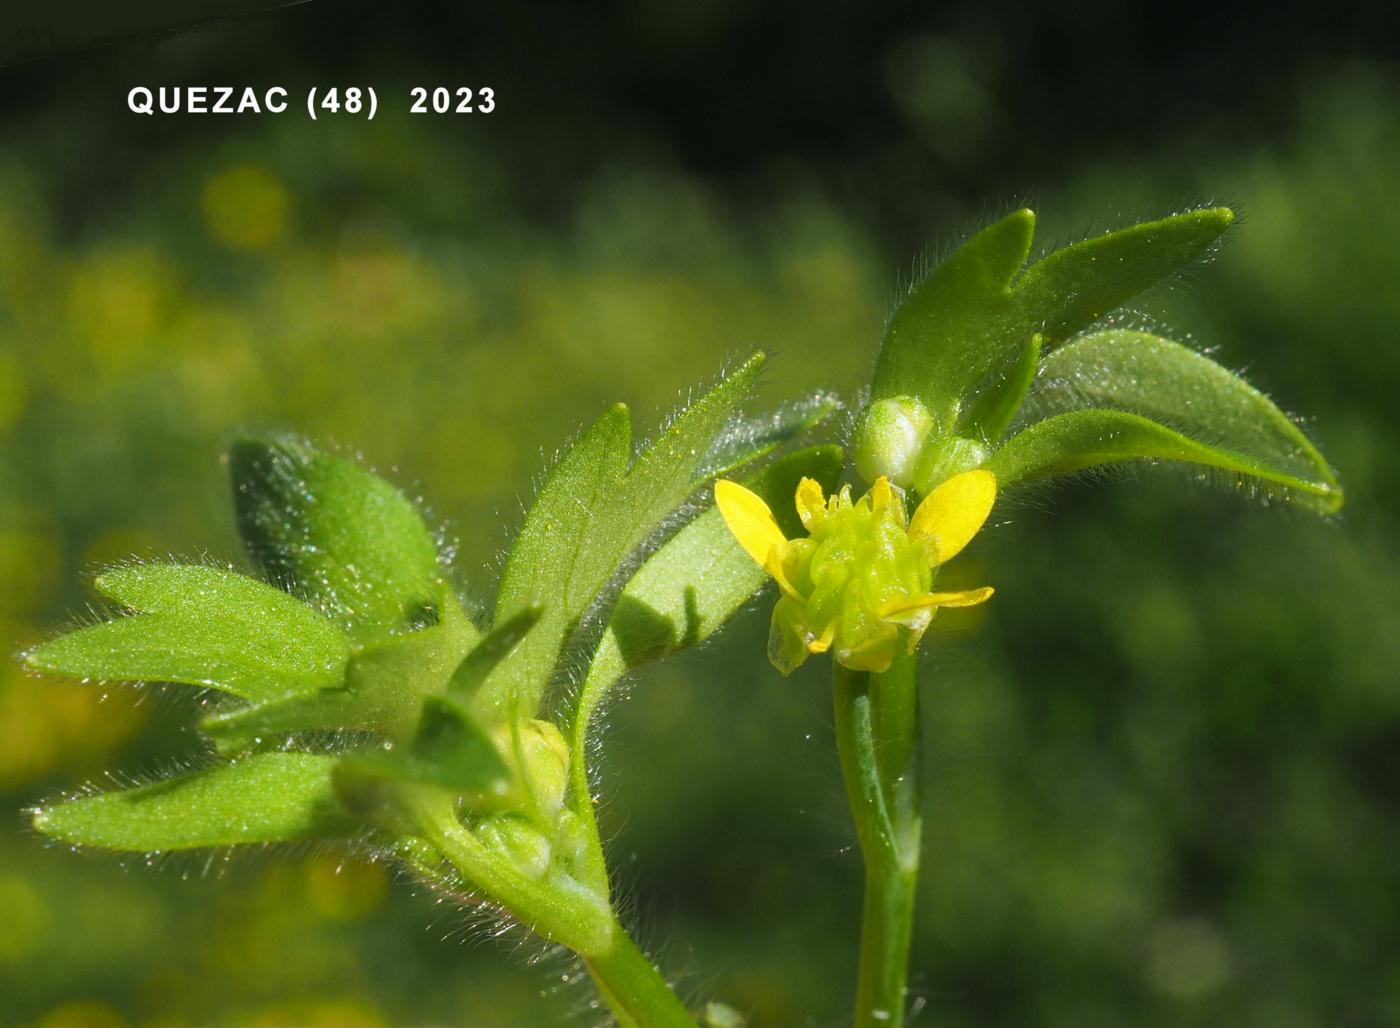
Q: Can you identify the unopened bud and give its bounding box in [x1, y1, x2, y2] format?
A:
[854, 396, 933, 488]
[493, 719, 570, 820]
[478, 814, 552, 879]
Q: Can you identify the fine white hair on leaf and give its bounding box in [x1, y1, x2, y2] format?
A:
[1032, 198, 1237, 262]
[701, 388, 842, 476]
[223, 429, 464, 624]
[891, 195, 1039, 313]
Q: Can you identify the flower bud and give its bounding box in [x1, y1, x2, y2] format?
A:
[854, 396, 934, 488]
[478, 814, 553, 879]
[492, 718, 571, 820]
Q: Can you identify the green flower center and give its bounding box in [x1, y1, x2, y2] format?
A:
[771, 486, 934, 673]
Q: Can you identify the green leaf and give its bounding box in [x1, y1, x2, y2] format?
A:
[25, 564, 350, 700]
[202, 595, 476, 750]
[570, 443, 844, 742]
[703, 390, 841, 479]
[869, 208, 1234, 438]
[340, 695, 509, 794]
[988, 330, 1342, 511]
[1013, 210, 1233, 350]
[229, 437, 444, 644]
[448, 606, 542, 700]
[991, 330, 1338, 512]
[870, 209, 1033, 421]
[202, 688, 361, 754]
[960, 333, 1042, 447]
[475, 353, 766, 720]
[31, 753, 350, 851]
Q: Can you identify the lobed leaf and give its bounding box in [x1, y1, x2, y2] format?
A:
[32, 753, 351, 851]
[1014, 210, 1234, 350]
[202, 595, 476, 750]
[340, 695, 509, 794]
[26, 564, 350, 700]
[960, 334, 1042, 447]
[229, 437, 444, 644]
[448, 606, 542, 700]
[989, 330, 1342, 511]
[474, 353, 766, 720]
[870, 208, 1234, 440]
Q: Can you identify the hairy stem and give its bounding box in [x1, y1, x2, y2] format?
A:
[833, 652, 923, 1028]
[584, 925, 699, 1028]
[415, 795, 695, 1027]
[416, 797, 612, 954]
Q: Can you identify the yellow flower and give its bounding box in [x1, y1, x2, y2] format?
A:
[714, 471, 997, 674]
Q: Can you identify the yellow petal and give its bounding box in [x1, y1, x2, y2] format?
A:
[923, 586, 995, 607]
[877, 594, 940, 627]
[879, 587, 994, 622]
[869, 476, 893, 512]
[795, 477, 826, 531]
[763, 545, 802, 600]
[908, 469, 997, 564]
[715, 479, 788, 567]
[806, 621, 836, 654]
[878, 587, 995, 646]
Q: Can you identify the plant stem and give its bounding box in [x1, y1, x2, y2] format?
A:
[418, 800, 612, 955]
[833, 652, 923, 1028]
[415, 795, 697, 1027]
[583, 924, 699, 1028]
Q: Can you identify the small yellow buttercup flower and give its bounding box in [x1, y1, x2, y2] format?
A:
[714, 471, 997, 674]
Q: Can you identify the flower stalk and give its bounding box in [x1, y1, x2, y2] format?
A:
[715, 470, 996, 1026]
[834, 652, 923, 1028]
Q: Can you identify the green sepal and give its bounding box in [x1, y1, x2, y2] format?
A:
[865, 208, 1233, 479]
[229, 437, 445, 644]
[570, 443, 844, 741]
[25, 564, 350, 700]
[31, 752, 351, 851]
[477, 353, 765, 720]
[989, 330, 1342, 511]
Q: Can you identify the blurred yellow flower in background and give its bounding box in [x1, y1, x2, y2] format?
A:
[202, 166, 289, 251]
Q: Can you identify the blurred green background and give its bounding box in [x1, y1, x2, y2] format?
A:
[2, 4, 1398, 1025]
